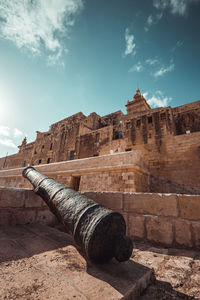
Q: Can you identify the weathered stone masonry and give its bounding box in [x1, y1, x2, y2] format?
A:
[0, 89, 200, 193]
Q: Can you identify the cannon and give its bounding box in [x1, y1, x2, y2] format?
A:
[23, 166, 133, 263]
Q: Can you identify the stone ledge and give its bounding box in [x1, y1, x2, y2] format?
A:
[124, 193, 178, 217]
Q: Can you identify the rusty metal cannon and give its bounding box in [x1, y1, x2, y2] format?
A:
[22, 166, 133, 263]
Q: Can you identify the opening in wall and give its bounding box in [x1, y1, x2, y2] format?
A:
[69, 150, 75, 160]
[47, 158, 51, 164]
[95, 133, 100, 142]
[71, 176, 81, 191]
[38, 159, 42, 164]
[136, 119, 141, 127]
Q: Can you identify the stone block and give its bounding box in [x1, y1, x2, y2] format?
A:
[24, 190, 44, 208]
[0, 188, 25, 208]
[129, 214, 145, 239]
[178, 195, 200, 221]
[124, 193, 178, 217]
[10, 209, 37, 225]
[0, 210, 11, 226]
[175, 219, 192, 247]
[36, 209, 56, 225]
[146, 216, 173, 245]
[192, 222, 200, 249]
[82, 192, 123, 210]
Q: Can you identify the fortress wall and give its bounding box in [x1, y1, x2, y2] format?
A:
[84, 192, 200, 250]
[148, 131, 200, 193]
[0, 187, 57, 227]
[1, 188, 200, 250]
[0, 151, 149, 193]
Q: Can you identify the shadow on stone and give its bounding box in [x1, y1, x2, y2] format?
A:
[0, 224, 154, 299]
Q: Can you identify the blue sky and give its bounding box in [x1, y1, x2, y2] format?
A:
[0, 0, 200, 157]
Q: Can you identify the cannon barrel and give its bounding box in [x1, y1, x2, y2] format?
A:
[22, 166, 133, 263]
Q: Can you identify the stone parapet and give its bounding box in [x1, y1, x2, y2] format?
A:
[0, 151, 149, 193]
[1, 188, 200, 250]
[83, 191, 200, 250]
[0, 187, 56, 227]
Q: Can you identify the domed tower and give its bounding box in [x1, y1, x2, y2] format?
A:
[126, 88, 151, 114]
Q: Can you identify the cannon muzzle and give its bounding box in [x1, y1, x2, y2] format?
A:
[23, 166, 133, 263]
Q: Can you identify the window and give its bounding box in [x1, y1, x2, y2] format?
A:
[50, 143, 53, 150]
[93, 153, 99, 157]
[136, 119, 141, 127]
[38, 159, 42, 164]
[69, 150, 75, 160]
[113, 130, 123, 140]
[34, 150, 37, 154]
[95, 133, 100, 142]
[125, 148, 132, 152]
[118, 130, 123, 139]
[160, 113, 166, 120]
[148, 116, 153, 124]
[47, 158, 51, 164]
[42, 145, 44, 149]
[23, 160, 26, 167]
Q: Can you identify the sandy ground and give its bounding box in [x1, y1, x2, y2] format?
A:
[0, 224, 199, 299]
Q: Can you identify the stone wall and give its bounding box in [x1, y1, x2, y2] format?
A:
[0, 151, 149, 193]
[0, 187, 56, 227]
[147, 131, 200, 193]
[1, 188, 200, 250]
[84, 192, 200, 250]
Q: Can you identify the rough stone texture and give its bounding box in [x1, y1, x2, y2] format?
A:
[0, 151, 149, 193]
[179, 195, 200, 221]
[83, 191, 123, 210]
[0, 187, 25, 207]
[0, 224, 154, 300]
[0, 187, 57, 227]
[124, 193, 178, 217]
[175, 220, 192, 248]
[1, 188, 200, 249]
[0, 89, 200, 194]
[146, 216, 173, 246]
[133, 241, 200, 299]
[192, 222, 200, 249]
[128, 215, 145, 239]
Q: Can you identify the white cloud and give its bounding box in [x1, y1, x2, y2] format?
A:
[144, 13, 163, 32]
[153, 0, 200, 16]
[145, 58, 159, 65]
[146, 90, 172, 108]
[0, 126, 10, 137]
[129, 62, 143, 72]
[13, 128, 23, 138]
[0, 138, 17, 149]
[153, 60, 175, 77]
[124, 28, 136, 56]
[0, 0, 83, 65]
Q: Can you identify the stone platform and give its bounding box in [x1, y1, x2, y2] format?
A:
[0, 224, 153, 300]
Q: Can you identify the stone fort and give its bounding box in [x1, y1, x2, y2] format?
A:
[0, 88, 200, 194]
[1, 89, 200, 298]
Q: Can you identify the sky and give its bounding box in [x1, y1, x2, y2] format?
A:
[0, 0, 200, 158]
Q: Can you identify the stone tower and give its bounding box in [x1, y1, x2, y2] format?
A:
[126, 88, 151, 114]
